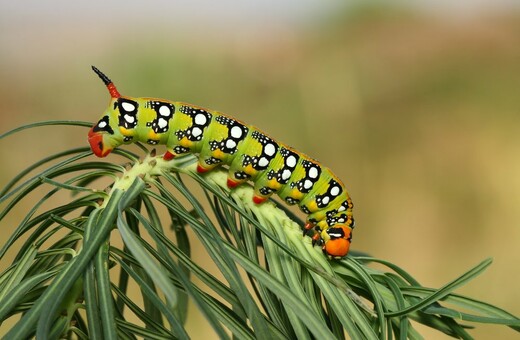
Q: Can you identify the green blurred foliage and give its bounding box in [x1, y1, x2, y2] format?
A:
[1, 2, 520, 338]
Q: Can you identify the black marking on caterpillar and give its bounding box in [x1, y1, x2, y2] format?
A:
[291, 160, 321, 194]
[315, 179, 343, 209]
[93, 116, 114, 134]
[146, 101, 175, 134]
[205, 156, 222, 166]
[118, 98, 139, 129]
[234, 171, 251, 180]
[210, 116, 249, 155]
[285, 196, 300, 205]
[176, 106, 213, 142]
[267, 147, 299, 185]
[173, 146, 190, 154]
[241, 131, 278, 171]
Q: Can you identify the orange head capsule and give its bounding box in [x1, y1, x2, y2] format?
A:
[88, 126, 113, 157]
[322, 226, 352, 258]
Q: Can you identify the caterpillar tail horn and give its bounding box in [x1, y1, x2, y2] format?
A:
[91, 66, 121, 99]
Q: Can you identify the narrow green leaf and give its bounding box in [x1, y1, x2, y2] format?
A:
[115, 180, 189, 339]
[111, 283, 172, 336]
[128, 207, 232, 339]
[4, 188, 124, 340]
[386, 258, 493, 317]
[0, 270, 57, 321]
[225, 244, 339, 339]
[0, 244, 38, 301]
[114, 257, 183, 338]
[162, 172, 273, 338]
[95, 241, 118, 340]
[0, 120, 92, 140]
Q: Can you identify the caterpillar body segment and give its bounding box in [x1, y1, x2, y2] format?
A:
[88, 66, 354, 258]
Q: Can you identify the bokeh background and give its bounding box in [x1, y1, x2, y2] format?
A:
[1, 1, 520, 338]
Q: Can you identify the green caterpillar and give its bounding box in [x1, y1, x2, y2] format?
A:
[88, 66, 354, 258]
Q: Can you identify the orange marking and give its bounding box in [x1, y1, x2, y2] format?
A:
[253, 195, 267, 204]
[119, 126, 133, 136]
[244, 164, 255, 175]
[197, 164, 209, 173]
[148, 130, 160, 139]
[163, 151, 175, 161]
[307, 200, 318, 212]
[323, 239, 350, 258]
[180, 137, 192, 148]
[213, 150, 224, 159]
[289, 188, 304, 200]
[267, 178, 280, 189]
[311, 233, 321, 246]
[227, 178, 240, 188]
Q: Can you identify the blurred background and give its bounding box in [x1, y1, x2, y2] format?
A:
[1, 0, 520, 338]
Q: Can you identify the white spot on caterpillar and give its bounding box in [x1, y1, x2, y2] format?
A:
[226, 139, 236, 149]
[329, 232, 342, 238]
[159, 105, 171, 116]
[338, 217, 346, 223]
[286, 155, 297, 167]
[264, 143, 276, 156]
[124, 115, 135, 123]
[122, 102, 135, 112]
[330, 186, 340, 196]
[158, 118, 168, 128]
[304, 180, 313, 189]
[338, 205, 346, 212]
[195, 113, 207, 125]
[322, 196, 330, 205]
[192, 127, 202, 137]
[230, 126, 243, 138]
[98, 121, 107, 128]
[258, 157, 269, 167]
[309, 167, 318, 179]
[282, 169, 291, 180]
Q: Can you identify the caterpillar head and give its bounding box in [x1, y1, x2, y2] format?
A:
[88, 114, 119, 157]
[322, 225, 352, 259]
[89, 66, 123, 157]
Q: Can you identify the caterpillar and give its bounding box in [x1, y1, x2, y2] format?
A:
[88, 66, 354, 258]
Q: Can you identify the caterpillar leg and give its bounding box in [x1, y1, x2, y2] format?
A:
[303, 221, 352, 258]
[196, 155, 222, 174]
[302, 221, 316, 237]
[252, 195, 269, 204]
[163, 145, 192, 161]
[252, 186, 275, 204]
[301, 221, 321, 247]
[164, 146, 191, 161]
[197, 163, 215, 173]
[163, 150, 176, 161]
[227, 178, 241, 188]
[252, 182, 277, 205]
[225, 164, 254, 188]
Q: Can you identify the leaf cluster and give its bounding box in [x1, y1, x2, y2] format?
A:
[1, 121, 519, 339]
